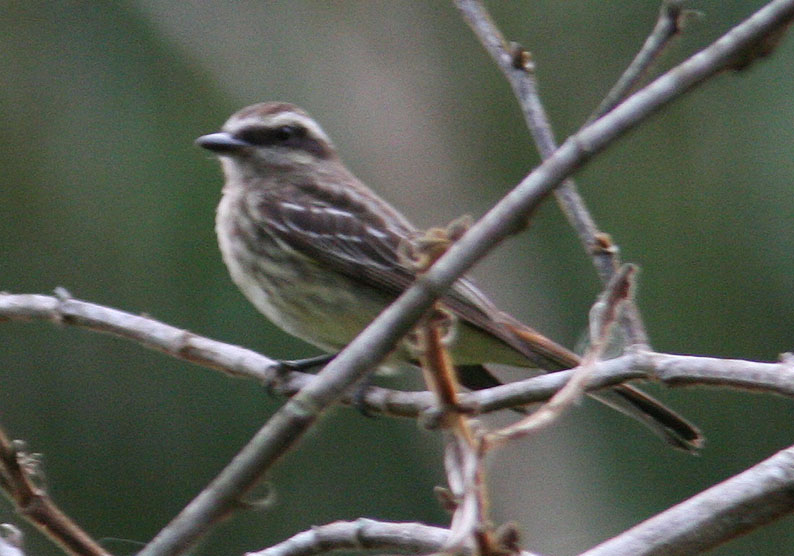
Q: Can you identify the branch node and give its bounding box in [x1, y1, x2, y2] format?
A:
[238, 481, 276, 511]
[509, 42, 534, 72]
[492, 521, 522, 556]
[419, 406, 445, 430]
[434, 485, 459, 513]
[349, 518, 378, 549]
[52, 287, 74, 325]
[11, 441, 46, 495]
[590, 232, 619, 256]
[399, 215, 473, 272]
[174, 330, 198, 358]
[52, 287, 72, 302]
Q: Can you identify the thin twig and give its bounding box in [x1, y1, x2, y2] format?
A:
[442, 433, 485, 554]
[485, 266, 637, 447]
[412, 311, 469, 423]
[588, 1, 689, 123]
[581, 443, 794, 556]
[404, 224, 494, 555]
[454, 1, 621, 281]
[0, 425, 110, 556]
[454, 0, 650, 346]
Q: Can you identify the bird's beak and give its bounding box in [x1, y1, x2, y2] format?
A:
[195, 132, 251, 154]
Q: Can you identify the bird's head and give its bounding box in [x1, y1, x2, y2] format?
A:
[196, 102, 338, 178]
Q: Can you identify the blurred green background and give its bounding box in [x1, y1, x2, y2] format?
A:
[1, 1, 793, 555]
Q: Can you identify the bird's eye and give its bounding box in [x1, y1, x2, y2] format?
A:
[236, 125, 306, 146]
[275, 125, 302, 141]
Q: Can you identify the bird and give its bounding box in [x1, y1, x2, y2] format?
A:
[196, 101, 702, 452]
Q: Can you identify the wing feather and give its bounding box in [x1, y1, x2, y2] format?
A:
[245, 182, 565, 368]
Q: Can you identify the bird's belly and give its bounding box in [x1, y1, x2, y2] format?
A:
[217, 224, 388, 352]
[241, 263, 388, 351]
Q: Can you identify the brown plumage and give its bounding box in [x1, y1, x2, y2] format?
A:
[198, 102, 703, 452]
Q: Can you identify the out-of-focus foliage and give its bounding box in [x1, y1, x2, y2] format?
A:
[1, 2, 792, 555]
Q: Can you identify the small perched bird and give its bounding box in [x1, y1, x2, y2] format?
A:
[197, 102, 702, 451]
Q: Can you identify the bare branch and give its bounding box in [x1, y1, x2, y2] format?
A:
[588, 1, 690, 122]
[230, 349, 794, 417]
[454, 0, 629, 288]
[245, 519, 545, 556]
[454, 0, 660, 347]
[485, 266, 637, 446]
[467, 351, 794, 414]
[581, 444, 794, 556]
[3, 292, 792, 415]
[438, 0, 794, 356]
[246, 520, 456, 556]
[0, 292, 278, 383]
[0, 425, 110, 556]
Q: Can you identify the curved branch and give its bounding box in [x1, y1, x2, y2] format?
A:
[247, 520, 456, 556]
[245, 519, 544, 556]
[3, 293, 792, 421]
[0, 425, 109, 556]
[249, 444, 794, 556]
[581, 444, 794, 555]
[0, 292, 278, 383]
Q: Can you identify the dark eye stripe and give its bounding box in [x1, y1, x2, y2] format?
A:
[235, 125, 331, 159]
[236, 125, 302, 145]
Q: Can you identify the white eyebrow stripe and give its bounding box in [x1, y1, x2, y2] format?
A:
[267, 113, 332, 145]
[226, 110, 334, 148]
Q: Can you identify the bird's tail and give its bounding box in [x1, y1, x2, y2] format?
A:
[485, 319, 705, 452]
[589, 385, 703, 452]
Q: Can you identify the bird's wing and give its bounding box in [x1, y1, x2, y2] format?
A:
[246, 182, 416, 293]
[246, 182, 571, 368]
